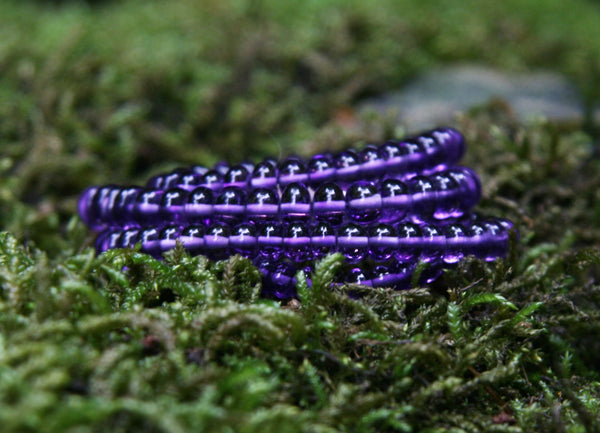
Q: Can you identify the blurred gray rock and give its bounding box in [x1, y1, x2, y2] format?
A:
[361, 64, 599, 130]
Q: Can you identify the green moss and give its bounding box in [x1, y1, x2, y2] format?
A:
[1, 0, 600, 431]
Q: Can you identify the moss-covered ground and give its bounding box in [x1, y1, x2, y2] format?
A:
[1, 0, 599, 431]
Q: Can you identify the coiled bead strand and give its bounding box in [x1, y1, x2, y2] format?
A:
[79, 167, 481, 230]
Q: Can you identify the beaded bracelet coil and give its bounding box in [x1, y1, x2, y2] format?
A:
[79, 127, 515, 298]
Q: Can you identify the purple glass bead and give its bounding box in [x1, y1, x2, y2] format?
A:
[368, 223, 397, 262]
[334, 149, 361, 181]
[379, 179, 410, 223]
[406, 175, 436, 222]
[337, 223, 368, 264]
[358, 144, 387, 177]
[214, 187, 247, 221]
[138, 227, 161, 257]
[420, 224, 445, 262]
[224, 165, 251, 188]
[346, 267, 371, 286]
[371, 264, 413, 289]
[280, 183, 311, 219]
[179, 225, 206, 254]
[250, 160, 278, 189]
[257, 222, 284, 261]
[204, 223, 230, 260]
[134, 189, 164, 225]
[158, 225, 181, 251]
[395, 222, 422, 261]
[308, 154, 336, 184]
[284, 222, 311, 263]
[259, 260, 298, 299]
[313, 183, 345, 225]
[278, 158, 309, 186]
[443, 223, 468, 264]
[119, 227, 141, 249]
[212, 161, 230, 176]
[430, 171, 461, 219]
[449, 167, 481, 215]
[185, 187, 214, 222]
[346, 181, 381, 223]
[160, 188, 188, 223]
[246, 188, 279, 219]
[200, 170, 223, 190]
[230, 222, 257, 256]
[310, 221, 336, 259]
[95, 228, 122, 253]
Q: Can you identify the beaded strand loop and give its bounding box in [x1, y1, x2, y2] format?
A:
[79, 127, 514, 297]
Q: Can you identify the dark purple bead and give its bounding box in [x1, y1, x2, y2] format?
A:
[346, 181, 381, 223]
[260, 261, 298, 299]
[368, 223, 397, 262]
[399, 139, 427, 176]
[345, 267, 371, 286]
[479, 219, 510, 261]
[158, 225, 181, 251]
[308, 154, 336, 184]
[420, 224, 445, 262]
[432, 127, 465, 166]
[395, 222, 422, 261]
[94, 185, 123, 228]
[214, 187, 247, 221]
[160, 188, 188, 223]
[250, 160, 277, 189]
[224, 165, 250, 188]
[185, 187, 214, 222]
[407, 175, 436, 221]
[95, 228, 123, 254]
[334, 149, 361, 181]
[278, 158, 308, 186]
[358, 144, 387, 177]
[212, 161, 230, 176]
[78, 186, 101, 229]
[379, 140, 420, 177]
[284, 222, 311, 263]
[192, 166, 209, 176]
[310, 222, 336, 259]
[257, 222, 284, 261]
[416, 134, 446, 171]
[430, 172, 461, 219]
[448, 168, 481, 214]
[370, 265, 395, 288]
[379, 179, 410, 223]
[204, 223, 231, 260]
[230, 223, 257, 256]
[200, 170, 223, 190]
[119, 227, 141, 248]
[337, 223, 368, 263]
[313, 183, 345, 225]
[280, 183, 311, 218]
[179, 225, 205, 254]
[134, 189, 164, 225]
[139, 227, 161, 256]
[110, 187, 143, 224]
[177, 171, 203, 190]
[246, 188, 279, 219]
[100, 187, 124, 225]
[443, 224, 468, 264]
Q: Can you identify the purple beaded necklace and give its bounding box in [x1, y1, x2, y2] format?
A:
[79, 127, 515, 298]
